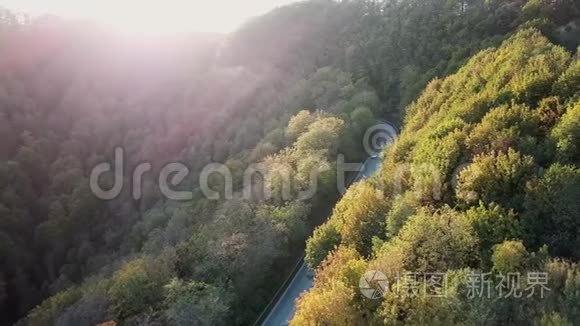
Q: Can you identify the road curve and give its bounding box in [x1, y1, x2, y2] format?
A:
[260, 155, 383, 326]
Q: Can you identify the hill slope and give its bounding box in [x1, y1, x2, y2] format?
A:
[298, 28, 580, 325]
[0, 0, 578, 325]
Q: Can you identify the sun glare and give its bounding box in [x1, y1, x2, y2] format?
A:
[2, 0, 296, 34]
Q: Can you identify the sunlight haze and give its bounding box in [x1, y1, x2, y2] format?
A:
[1, 0, 299, 33]
[1, 1, 579, 325]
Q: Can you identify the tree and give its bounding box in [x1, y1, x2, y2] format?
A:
[550, 102, 580, 163]
[4, 3, 580, 325]
[410, 130, 464, 203]
[522, 164, 580, 258]
[491, 240, 529, 273]
[291, 246, 365, 325]
[349, 106, 375, 136]
[291, 281, 358, 325]
[164, 279, 231, 326]
[385, 191, 418, 239]
[285, 110, 316, 141]
[537, 312, 573, 326]
[295, 23, 580, 326]
[23, 287, 82, 326]
[108, 254, 175, 319]
[258, 202, 310, 246]
[54, 280, 112, 326]
[294, 116, 345, 157]
[377, 269, 474, 326]
[465, 203, 521, 267]
[552, 51, 580, 100]
[330, 181, 389, 256]
[466, 104, 540, 156]
[374, 207, 480, 273]
[305, 222, 341, 269]
[456, 149, 537, 209]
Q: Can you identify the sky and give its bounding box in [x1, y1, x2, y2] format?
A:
[1, 0, 299, 34]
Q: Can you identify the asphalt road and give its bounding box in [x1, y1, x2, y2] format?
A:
[261, 155, 383, 326]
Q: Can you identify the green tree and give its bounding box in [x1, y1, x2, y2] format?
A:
[522, 164, 580, 258]
[550, 102, 580, 163]
[108, 254, 175, 319]
[164, 279, 231, 326]
[465, 203, 521, 266]
[291, 246, 365, 325]
[456, 149, 537, 209]
[374, 207, 479, 273]
[305, 222, 341, 269]
[285, 110, 316, 141]
[491, 240, 529, 273]
[331, 181, 389, 256]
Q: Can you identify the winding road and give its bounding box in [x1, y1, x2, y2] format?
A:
[260, 155, 384, 326]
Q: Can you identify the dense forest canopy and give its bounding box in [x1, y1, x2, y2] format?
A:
[298, 26, 580, 326]
[0, 0, 578, 325]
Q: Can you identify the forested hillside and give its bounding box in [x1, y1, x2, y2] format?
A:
[298, 28, 580, 325]
[0, 0, 578, 325]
